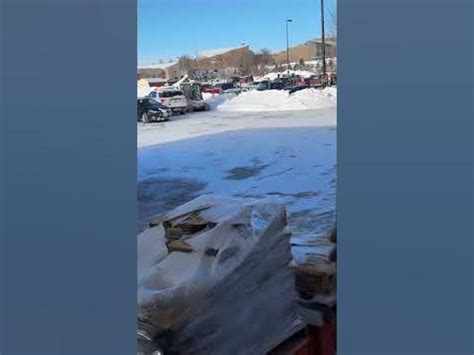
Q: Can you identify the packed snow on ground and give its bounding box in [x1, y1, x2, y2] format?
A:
[138, 126, 336, 235]
[137, 108, 336, 236]
[138, 107, 335, 146]
[217, 87, 336, 112]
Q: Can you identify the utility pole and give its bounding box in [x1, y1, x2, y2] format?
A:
[320, 0, 327, 75]
[286, 18, 292, 75]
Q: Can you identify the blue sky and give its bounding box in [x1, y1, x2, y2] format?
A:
[138, 0, 336, 65]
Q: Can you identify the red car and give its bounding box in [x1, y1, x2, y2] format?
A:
[305, 74, 329, 88]
[201, 84, 222, 95]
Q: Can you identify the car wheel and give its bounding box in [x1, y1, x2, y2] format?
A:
[141, 112, 150, 123]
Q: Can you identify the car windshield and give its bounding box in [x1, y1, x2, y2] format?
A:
[159, 91, 182, 98]
[147, 99, 166, 108]
[220, 83, 234, 90]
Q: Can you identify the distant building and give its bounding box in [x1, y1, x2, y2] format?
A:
[137, 39, 337, 84]
[272, 38, 337, 67]
[144, 77, 167, 88]
[170, 45, 256, 81]
[137, 62, 178, 84]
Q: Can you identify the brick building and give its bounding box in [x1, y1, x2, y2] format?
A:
[272, 38, 337, 65]
[137, 62, 178, 83]
[138, 39, 337, 85]
[169, 44, 256, 81]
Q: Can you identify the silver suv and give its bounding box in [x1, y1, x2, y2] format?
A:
[148, 88, 188, 115]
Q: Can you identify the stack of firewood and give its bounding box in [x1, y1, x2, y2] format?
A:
[137, 195, 303, 354]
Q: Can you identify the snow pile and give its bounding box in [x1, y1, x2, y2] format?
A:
[137, 79, 152, 98]
[319, 86, 337, 100]
[217, 87, 337, 112]
[289, 87, 337, 108]
[264, 70, 316, 80]
[251, 76, 266, 82]
[137, 195, 300, 354]
[202, 92, 237, 110]
[218, 90, 305, 111]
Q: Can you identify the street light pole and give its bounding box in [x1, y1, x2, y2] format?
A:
[286, 18, 292, 76]
[320, 0, 326, 75]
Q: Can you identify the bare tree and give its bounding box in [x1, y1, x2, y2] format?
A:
[253, 48, 274, 75]
[299, 58, 306, 69]
[259, 48, 273, 65]
[177, 55, 195, 74]
[240, 50, 256, 75]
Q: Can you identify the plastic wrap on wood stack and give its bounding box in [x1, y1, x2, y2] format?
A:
[137, 195, 302, 354]
[291, 227, 337, 325]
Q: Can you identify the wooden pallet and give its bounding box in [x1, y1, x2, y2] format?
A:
[268, 322, 336, 355]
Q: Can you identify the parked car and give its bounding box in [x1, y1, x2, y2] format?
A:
[239, 75, 254, 84]
[148, 88, 188, 114]
[217, 82, 237, 92]
[201, 84, 222, 95]
[208, 82, 239, 94]
[137, 98, 171, 123]
[241, 81, 261, 91]
[286, 85, 311, 94]
[257, 80, 286, 91]
[305, 74, 328, 88]
[256, 80, 270, 91]
[223, 88, 241, 94]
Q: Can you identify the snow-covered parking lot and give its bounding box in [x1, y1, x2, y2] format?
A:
[138, 102, 336, 237]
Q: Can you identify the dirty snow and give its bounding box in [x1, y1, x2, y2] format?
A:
[217, 88, 336, 112]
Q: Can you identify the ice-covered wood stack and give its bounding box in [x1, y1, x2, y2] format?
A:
[291, 227, 337, 325]
[137, 195, 302, 354]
